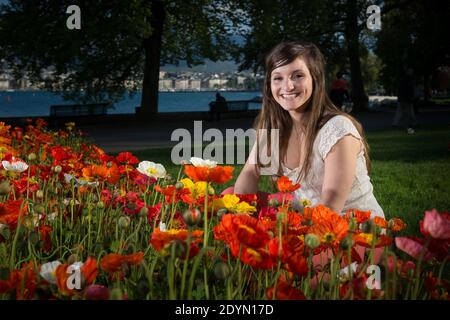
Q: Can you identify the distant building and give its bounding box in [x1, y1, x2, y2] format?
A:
[0, 74, 9, 89]
[175, 79, 189, 90]
[159, 79, 174, 90]
[189, 79, 201, 90]
[208, 78, 228, 89]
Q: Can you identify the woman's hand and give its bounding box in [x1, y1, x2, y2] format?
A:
[321, 135, 361, 213]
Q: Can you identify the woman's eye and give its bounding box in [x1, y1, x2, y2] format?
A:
[294, 74, 304, 79]
[272, 77, 282, 81]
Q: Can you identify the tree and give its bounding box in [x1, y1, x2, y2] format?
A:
[0, 0, 239, 117]
[228, 0, 389, 111]
[376, 0, 450, 99]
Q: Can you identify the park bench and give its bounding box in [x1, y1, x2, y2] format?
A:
[49, 102, 113, 118]
[208, 100, 251, 113]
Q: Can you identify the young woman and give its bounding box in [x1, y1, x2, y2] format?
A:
[232, 41, 384, 219]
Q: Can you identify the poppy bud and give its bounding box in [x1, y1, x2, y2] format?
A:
[0, 225, 10, 240]
[34, 204, 46, 215]
[339, 236, 355, 250]
[139, 206, 149, 218]
[67, 254, 79, 265]
[29, 231, 39, 245]
[96, 201, 105, 209]
[305, 234, 321, 249]
[0, 181, 11, 195]
[361, 220, 374, 233]
[182, 208, 202, 226]
[214, 261, 231, 280]
[36, 190, 44, 199]
[348, 218, 357, 232]
[175, 181, 184, 190]
[217, 208, 228, 219]
[268, 198, 279, 207]
[53, 165, 62, 173]
[118, 216, 131, 229]
[27, 153, 37, 161]
[23, 217, 34, 230]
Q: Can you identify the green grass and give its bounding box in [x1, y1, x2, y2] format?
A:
[132, 125, 450, 236]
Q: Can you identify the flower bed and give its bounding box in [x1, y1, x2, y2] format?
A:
[0, 119, 448, 300]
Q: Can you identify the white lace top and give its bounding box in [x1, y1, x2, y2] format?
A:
[282, 115, 385, 219]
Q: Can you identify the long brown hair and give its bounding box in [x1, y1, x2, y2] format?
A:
[255, 41, 371, 181]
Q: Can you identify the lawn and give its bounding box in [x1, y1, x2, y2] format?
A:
[133, 125, 450, 236]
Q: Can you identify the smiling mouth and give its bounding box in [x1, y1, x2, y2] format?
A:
[280, 93, 301, 100]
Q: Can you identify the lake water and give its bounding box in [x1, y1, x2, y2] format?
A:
[0, 90, 262, 118]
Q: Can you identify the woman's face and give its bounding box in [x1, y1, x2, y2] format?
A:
[270, 57, 313, 113]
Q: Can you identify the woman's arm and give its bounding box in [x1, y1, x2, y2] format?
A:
[321, 135, 361, 213]
[234, 143, 260, 194]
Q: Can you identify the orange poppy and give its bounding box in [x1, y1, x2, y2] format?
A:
[240, 246, 275, 269]
[268, 235, 308, 276]
[218, 214, 271, 250]
[307, 206, 349, 247]
[100, 252, 145, 273]
[389, 218, 407, 232]
[277, 176, 300, 193]
[0, 199, 28, 228]
[373, 216, 388, 229]
[344, 208, 371, 223]
[184, 165, 233, 184]
[353, 233, 393, 248]
[81, 257, 98, 284]
[150, 228, 203, 252]
[55, 263, 74, 296]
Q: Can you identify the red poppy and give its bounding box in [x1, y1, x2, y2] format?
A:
[388, 218, 407, 232]
[184, 165, 233, 184]
[268, 235, 308, 276]
[276, 176, 300, 193]
[116, 152, 139, 165]
[100, 252, 145, 273]
[81, 257, 98, 284]
[37, 224, 53, 253]
[266, 279, 306, 300]
[154, 185, 194, 205]
[150, 228, 203, 251]
[217, 214, 271, 251]
[0, 199, 28, 228]
[373, 216, 388, 229]
[344, 208, 371, 223]
[0, 262, 36, 299]
[353, 233, 392, 248]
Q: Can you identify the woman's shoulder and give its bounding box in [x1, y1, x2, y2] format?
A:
[316, 114, 362, 159]
[318, 114, 358, 135]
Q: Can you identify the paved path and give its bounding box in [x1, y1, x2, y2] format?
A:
[79, 107, 450, 153]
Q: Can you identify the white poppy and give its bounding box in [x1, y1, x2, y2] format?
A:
[40, 260, 62, 284]
[2, 157, 28, 173]
[137, 161, 166, 179]
[189, 157, 217, 168]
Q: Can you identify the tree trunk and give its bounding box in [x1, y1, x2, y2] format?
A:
[140, 0, 166, 118]
[345, 0, 368, 111]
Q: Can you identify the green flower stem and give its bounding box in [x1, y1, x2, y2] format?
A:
[9, 200, 26, 269]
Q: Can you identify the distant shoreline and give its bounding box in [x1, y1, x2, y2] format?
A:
[0, 89, 262, 94]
